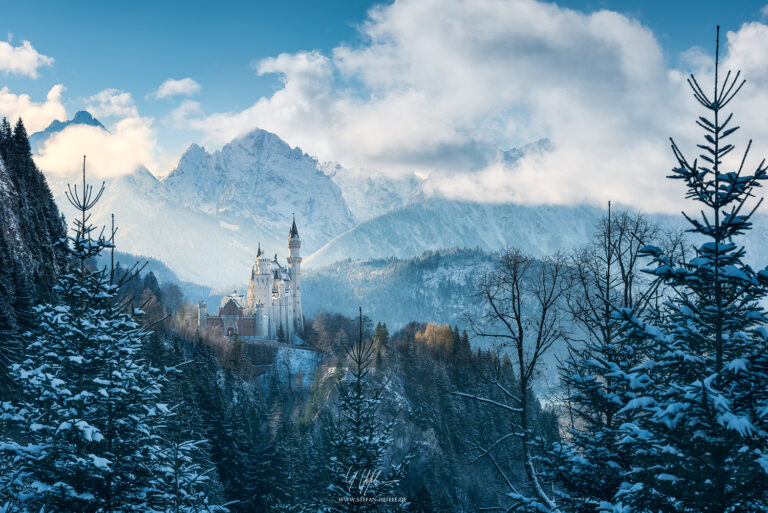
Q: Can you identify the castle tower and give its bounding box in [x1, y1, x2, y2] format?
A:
[253, 301, 265, 337]
[286, 215, 304, 334]
[197, 300, 207, 329]
[247, 242, 273, 312]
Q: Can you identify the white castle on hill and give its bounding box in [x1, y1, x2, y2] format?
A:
[197, 217, 304, 343]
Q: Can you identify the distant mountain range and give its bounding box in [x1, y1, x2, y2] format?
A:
[33, 113, 768, 306]
[303, 199, 619, 268]
[34, 114, 356, 286]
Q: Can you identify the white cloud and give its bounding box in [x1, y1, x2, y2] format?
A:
[0, 84, 66, 132]
[152, 77, 201, 99]
[173, 0, 705, 211]
[0, 40, 53, 78]
[30, 89, 161, 178]
[85, 88, 139, 118]
[169, 99, 203, 128]
[150, 1, 768, 213]
[34, 116, 159, 178]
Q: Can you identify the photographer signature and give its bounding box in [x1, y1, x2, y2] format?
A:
[344, 467, 399, 496]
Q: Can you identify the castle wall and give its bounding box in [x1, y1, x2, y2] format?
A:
[237, 316, 256, 337]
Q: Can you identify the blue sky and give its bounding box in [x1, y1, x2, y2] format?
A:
[0, 1, 377, 111]
[3, 0, 768, 212]
[2, 0, 764, 110]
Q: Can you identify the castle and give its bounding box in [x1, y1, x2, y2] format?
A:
[197, 217, 304, 343]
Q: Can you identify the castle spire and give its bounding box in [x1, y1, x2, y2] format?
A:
[289, 213, 299, 239]
[256, 242, 263, 258]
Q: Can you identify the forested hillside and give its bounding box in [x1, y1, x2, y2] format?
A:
[303, 248, 495, 330]
[0, 117, 66, 343]
[0, 138, 558, 511]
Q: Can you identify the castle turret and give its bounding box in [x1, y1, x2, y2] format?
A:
[247, 242, 273, 312]
[197, 301, 207, 329]
[286, 215, 303, 334]
[254, 300, 265, 337]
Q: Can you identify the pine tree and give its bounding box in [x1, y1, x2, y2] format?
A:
[322, 307, 409, 512]
[143, 271, 161, 297]
[0, 118, 12, 163]
[409, 482, 434, 513]
[435, 493, 453, 513]
[0, 159, 224, 512]
[9, 272, 34, 336]
[148, 334, 228, 513]
[268, 417, 307, 513]
[613, 28, 768, 512]
[152, 439, 227, 513]
[373, 322, 389, 370]
[277, 324, 287, 344]
[373, 323, 389, 348]
[0, 222, 18, 387]
[535, 207, 659, 513]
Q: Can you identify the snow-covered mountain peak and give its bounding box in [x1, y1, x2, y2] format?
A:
[162, 126, 356, 259]
[29, 110, 107, 152]
[218, 128, 320, 174]
[230, 127, 296, 154]
[118, 165, 163, 190]
[169, 143, 211, 179]
[70, 110, 104, 127]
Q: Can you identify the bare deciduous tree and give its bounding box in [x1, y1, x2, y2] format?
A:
[455, 249, 570, 511]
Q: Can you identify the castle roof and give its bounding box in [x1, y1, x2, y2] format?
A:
[289, 214, 299, 239]
[220, 298, 243, 315]
[221, 290, 246, 309]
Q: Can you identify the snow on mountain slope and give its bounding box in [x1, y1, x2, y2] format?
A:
[500, 138, 553, 163]
[304, 199, 615, 268]
[47, 166, 286, 286]
[305, 193, 768, 272]
[162, 129, 357, 253]
[323, 162, 423, 222]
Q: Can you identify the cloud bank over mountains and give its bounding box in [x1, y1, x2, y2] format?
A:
[4, 0, 768, 212]
[167, 0, 768, 212]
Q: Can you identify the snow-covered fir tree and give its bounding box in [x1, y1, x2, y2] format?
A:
[535, 209, 661, 512]
[612, 28, 768, 513]
[0, 159, 225, 513]
[152, 438, 225, 513]
[321, 308, 409, 512]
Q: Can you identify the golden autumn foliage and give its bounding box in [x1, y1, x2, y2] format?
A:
[414, 323, 455, 354]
